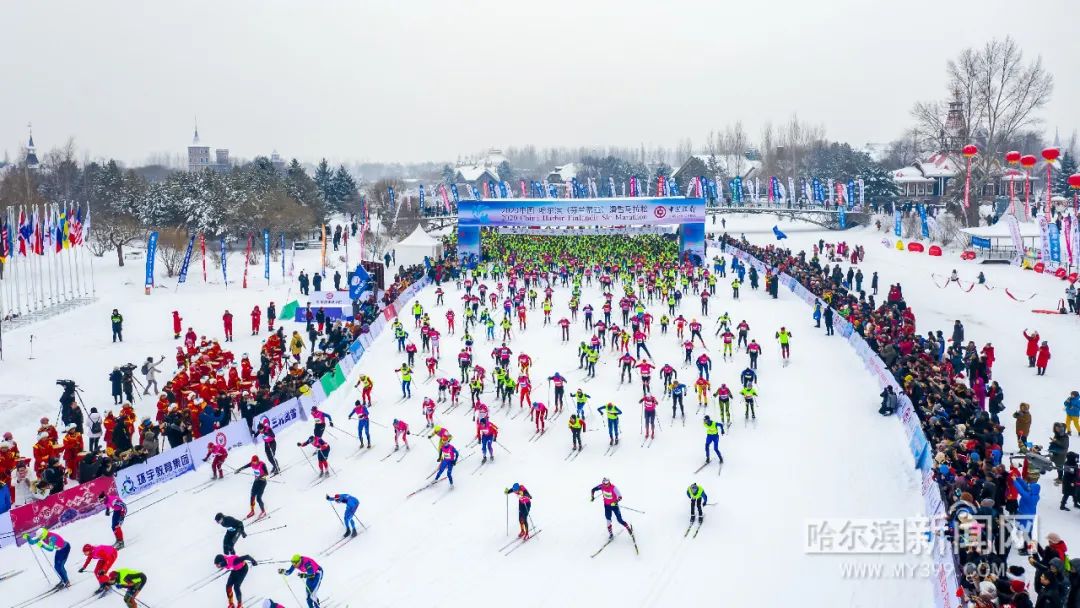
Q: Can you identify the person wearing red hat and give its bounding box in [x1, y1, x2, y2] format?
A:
[79, 543, 118, 592]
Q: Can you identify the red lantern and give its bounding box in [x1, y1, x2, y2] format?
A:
[1020, 155, 1038, 169]
[962, 144, 979, 158]
[1042, 147, 1061, 163]
[1068, 174, 1080, 190]
[1005, 150, 1022, 165]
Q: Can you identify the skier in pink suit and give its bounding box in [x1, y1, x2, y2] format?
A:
[589, 478, 633, 539]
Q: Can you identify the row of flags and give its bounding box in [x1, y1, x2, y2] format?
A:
[0, 204, 89, 263]
[392, 175, 868, 210]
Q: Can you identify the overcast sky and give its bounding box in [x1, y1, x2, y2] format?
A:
[1, 0, 1076, 167]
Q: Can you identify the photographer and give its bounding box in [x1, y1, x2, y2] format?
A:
[141, 356, 165, 395]
[86, 407, 103, 453]
[121, 364, 137, 403]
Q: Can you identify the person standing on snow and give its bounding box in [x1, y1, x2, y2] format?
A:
[590, 478, 633, 539]
[505, 483, 533, 538]
[235, 455, 269, 518]
[250, 305, 261, 336]
[1036, 341, 1051, 376]
[703, 415, 724, 463]
[171, 310, 182, 339]
[222, 310, 234, 342]
[1023, 329, 1040, 367]
[110, 309, 123, 343]
[597, 402, 623, 445]
[141, 356, 164, 395]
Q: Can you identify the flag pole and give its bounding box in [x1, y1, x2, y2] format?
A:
[87, 201, 96, 297]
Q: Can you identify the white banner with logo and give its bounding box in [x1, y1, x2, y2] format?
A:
[250, 397, 308, 435]
[189, 420, 255, 469]
[309, 290, 350, 309]
[114, 444, 196, 497]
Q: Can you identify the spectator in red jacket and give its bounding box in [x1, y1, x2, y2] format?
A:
[1036, 341, 1051, 376]
[1024, 330, 1040, 367]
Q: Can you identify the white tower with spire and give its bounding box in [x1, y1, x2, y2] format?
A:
[187, 122, 210, 172]
[24, 123, 40, 170]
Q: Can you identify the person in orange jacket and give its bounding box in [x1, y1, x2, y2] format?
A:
[172, 310, 182, 339]
[32, 432, 60, 475]
[61, 425, 83, 480]
[37, 417, 59, 443]
[103, 412, 118, 452]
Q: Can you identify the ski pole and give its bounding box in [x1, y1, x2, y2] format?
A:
[279, 573, 303, 607]
[620, 505, 646, 514]
[29, 544, 53, 585]
[328, 502, 344, 527]
[505, 492, 510, 537]
[247, 525, 288, 537]
[190, 570, 228, 592]
[495, 440, 512, 454]
[298, 445, 317, 474]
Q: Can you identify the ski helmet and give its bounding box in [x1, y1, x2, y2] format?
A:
[601, 477, 610, 485]
[214, 555, 226, 567]
[251, 455, 259, 463]
[82, 544, 92, 554]
[291, 554, 302, 564]
[215, 513, 224, 522]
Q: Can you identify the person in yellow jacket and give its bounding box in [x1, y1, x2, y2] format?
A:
[109, 569, 147, 608]
[741, 385, 758, 419]
[568, 413, 586, 451]
[394, 363, 413, 399]
[289, 331, 305, 362]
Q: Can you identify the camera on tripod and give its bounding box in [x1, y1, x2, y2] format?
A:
[56, 379, 78, 391]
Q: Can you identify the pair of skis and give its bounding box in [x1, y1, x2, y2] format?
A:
[564, 446, 585, 461]
[590, 529, 639, 558]
[498, 529, 542, 556]
[692, 459, 724, 475]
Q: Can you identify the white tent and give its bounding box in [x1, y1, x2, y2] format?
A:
[394, 225, 444, 267]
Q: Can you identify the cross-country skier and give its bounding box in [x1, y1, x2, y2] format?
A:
[740, 366, 757, 388]
[568, 414, 586, 451]
[640, 395, 658, 440]
[687, 483, 708, 525]
[99, 491, 127, 548]
[747, 339, 761, 369]
[598, 402, 623, 445]
[253, 419, 280, 475]
[278, 555, 323, 608]
[392, 419, 410, 450]
[326, 493, 360, 537]
[234, 455, 269, 518]
[476, 417, 498, 463]
[309, 406, 334, 438]
[713, 383, 733, 425]
[298, 435, 332, 477]
[78, 544, 117, 593]
[775, 327, 792, 360]
[215, 512, 247, 555]
[703, 415, 724, 463]
[395, 363, 413, 398]
[213, 553, 257, 608]
[434, 441, 459, 487]
[108, 569, 147, 608]
[354, 375, 374, 406]
[505, 483, 533, 539]
[348, 400, 372, 448]
[742, 385, 759, 419]
[548, 372, 566, 411]
[203, 441, 229, 479]
[25, 528, 71, 590]
[573, 389, 591, 418]
[590, 478, 633, 539]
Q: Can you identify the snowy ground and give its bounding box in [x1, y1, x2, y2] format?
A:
[0, 227, 940, 607]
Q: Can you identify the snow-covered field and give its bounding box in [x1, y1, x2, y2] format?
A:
[5, 213, 1077, 607]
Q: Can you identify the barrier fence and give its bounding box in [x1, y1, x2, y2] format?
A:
[0, 277, 432, 550]
[712, 240, 959, 608]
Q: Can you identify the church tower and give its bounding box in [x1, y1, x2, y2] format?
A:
[187, 122, 210, 172]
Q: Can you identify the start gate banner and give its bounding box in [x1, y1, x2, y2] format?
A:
[458, 197, 705, 227]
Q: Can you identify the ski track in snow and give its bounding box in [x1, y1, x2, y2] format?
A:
[0, 229, 957, 606]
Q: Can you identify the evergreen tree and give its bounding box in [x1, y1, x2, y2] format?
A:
[496, 160, 514, 183]
[440, 164, 456, 184]
[860, 165, 899, 198]
[331, 165, 360, 214]
[1054, 151, 1077, 196]
[314, 158, 334, 203]
[285, 159, 327, 223]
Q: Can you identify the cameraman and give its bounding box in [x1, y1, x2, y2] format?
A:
[58, 381, 84, 433]
[109, 367, 123, 405]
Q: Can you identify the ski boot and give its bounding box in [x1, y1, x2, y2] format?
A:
[351, 529, 358, 538]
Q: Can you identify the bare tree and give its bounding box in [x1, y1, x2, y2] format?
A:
[154, 227, 190, 277]
[912, 36, 1054, 225]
